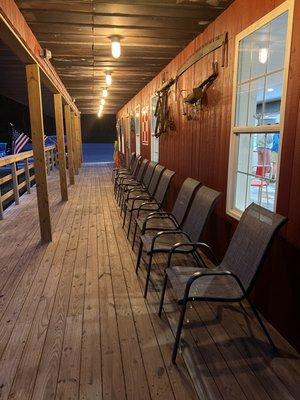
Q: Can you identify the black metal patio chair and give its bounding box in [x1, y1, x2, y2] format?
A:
[131, 177, 201, 249]
[114, 155, 141, 197]
[122, 164, 166, 236]
[136, 185, 221, 298]
[159, 203, 288, 363]
[116, 158, 149, 205]
[119, 161, 158, 211]
[112, 151, 136, 183]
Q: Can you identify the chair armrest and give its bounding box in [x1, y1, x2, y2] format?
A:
[136, 201, 160, 217]
[141, 213, 179, 233]
[183, 270, 246, 300]
[196, 242, 219, 265]
[150, 230, 191, 252]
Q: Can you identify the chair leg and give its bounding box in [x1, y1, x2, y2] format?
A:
[144, 252, 153, 298]
[172, 299, 188, 364]
[136, 240, 143, 273]
[158, 273, 168, 317]
[127, 212, 133, 238]
[132, 221, 138, 249]
[122, 207, 127, 228]
[247, 298, 277, 351]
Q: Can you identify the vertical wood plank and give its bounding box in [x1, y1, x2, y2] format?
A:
[64, 105, 75, 185]
[0, 186, 3, 220]
[78, 114, 83, 164]
[24, 158, 31, 194]
[71, 111, 79, 175]
[54, 93, 68, 201]
[26, 64, 52, 243]
[11, 162, 20, 205]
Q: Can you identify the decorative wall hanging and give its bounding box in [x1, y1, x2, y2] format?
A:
[141, 106, 149, 145]
[154, 78, 176, 138]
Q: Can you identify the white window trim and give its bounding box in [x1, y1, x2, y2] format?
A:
[150, 95, 159, 162]
[226, 0, 294, 220]
[135, 105, 141, 155]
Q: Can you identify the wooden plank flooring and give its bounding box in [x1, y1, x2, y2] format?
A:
[0, 164, 299, 400]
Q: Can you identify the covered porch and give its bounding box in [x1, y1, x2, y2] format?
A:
[0, 165, 298, 400]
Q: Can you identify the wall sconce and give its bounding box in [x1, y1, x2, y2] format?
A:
[105, 71, 112, 86]
[110, 36, 121, 59]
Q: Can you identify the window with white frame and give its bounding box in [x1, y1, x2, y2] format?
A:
[135, 105, 141, 155]
[150, 95, 159, 162]
[227, 3, 292, 219]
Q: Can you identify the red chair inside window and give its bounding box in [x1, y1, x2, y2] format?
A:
[251, 165, 271, 204]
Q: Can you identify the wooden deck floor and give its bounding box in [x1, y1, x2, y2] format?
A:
[0, 165, 299, 400]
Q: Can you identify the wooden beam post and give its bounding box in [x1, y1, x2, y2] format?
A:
[54, 93, 68, 201]
[76, 114, 83, 166]
[64, 104, 75, 185]
[26, 64, 52, 243]
[79, 114, 83, 164]
[71, 111, 79, 175]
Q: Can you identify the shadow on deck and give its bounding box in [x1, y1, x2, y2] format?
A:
[0, 165, 299, 400]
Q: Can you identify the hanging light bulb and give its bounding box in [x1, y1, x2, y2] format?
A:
[259, 47, 268, 64]
[111, 36, 121, 59]
[105, 71, 112, 86]
[98, 110, 103, 118]
[102, 88, 108, 98]
[100, 98, 105, 106]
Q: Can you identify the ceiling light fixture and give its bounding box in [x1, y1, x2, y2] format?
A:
[105, 71, 112, 86]
[100, 98, 105, 106]
[110, 36, 121, 59]
[102, 88, 108, 97]
[259, 47, 268, 64]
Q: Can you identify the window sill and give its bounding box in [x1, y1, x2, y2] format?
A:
[226, 208, 242, 221]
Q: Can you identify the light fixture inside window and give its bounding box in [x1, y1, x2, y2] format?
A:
[100, 98, 105, 106]
[105, 71, 112, 86]
[259, 47, 268, 64]
[111, 36, 121, 59]
[102, 88, 108, 97]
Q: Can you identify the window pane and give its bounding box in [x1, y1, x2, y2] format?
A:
[237, 134, 251, 173]
[248, 77, 265, 126]
[235, 172, 247, 211]
[250, 24, 269, 80]
[235, 83, 249, 126]
[267, 12, 288, 73]
[263, 70, 283, 124]
[238, 36, 252, 84]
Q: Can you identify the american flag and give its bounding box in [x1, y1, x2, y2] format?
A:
[11, 124, 30, 154]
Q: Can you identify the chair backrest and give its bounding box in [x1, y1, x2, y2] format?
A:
[142, 161, 158, 188]
[182, 185, 221, 242]
[136, 159, 148, 182]
[153, 169, 176, 204]
[148, 164, 165, 196]
[132, 156, 142, 179]
[172, 178, 201, 226]
[128, 152, 136, 172]
[221, 203, 287, 292]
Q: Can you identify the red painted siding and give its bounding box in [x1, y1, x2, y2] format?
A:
[117, 0, 300, 351]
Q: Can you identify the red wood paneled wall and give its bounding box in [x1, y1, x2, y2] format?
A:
[117, 0, 300, 351]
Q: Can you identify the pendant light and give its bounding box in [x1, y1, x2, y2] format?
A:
[105, 71, 112, 86]
[111, 36, 121, 59]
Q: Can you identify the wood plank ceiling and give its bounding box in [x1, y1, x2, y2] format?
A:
[16, 0, 234, 115]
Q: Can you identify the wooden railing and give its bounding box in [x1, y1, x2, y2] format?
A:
[0, 145, 57, 219]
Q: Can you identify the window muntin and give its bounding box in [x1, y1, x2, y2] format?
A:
[228, 5, 291, 218]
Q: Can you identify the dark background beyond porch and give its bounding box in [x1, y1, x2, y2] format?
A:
[81, 114, 116, 143]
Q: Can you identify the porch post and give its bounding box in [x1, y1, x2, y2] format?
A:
[54, 93, 68, 201]
[64, 104, 75, 185]
[26, 63, 52, 243]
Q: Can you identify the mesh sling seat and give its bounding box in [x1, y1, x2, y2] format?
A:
[136, 185, 222, 298]
[123, 167, 175, 238]
[116, 158, 149, 205]
[112, 151, 136, 183]
[159, 203, 288, 364]
[131, 178, 201, 249]
[119, 161, 158, 211]
[114, 155, 141, 197]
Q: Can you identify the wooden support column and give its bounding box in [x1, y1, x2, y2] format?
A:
[77, 114, 83, 166]
[74, 114, 81, 169]
[64, 104, 75, 185]
[71, 111, 79, 175]
[54, 93, 68, 201]
[26, 64, 52, 243]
